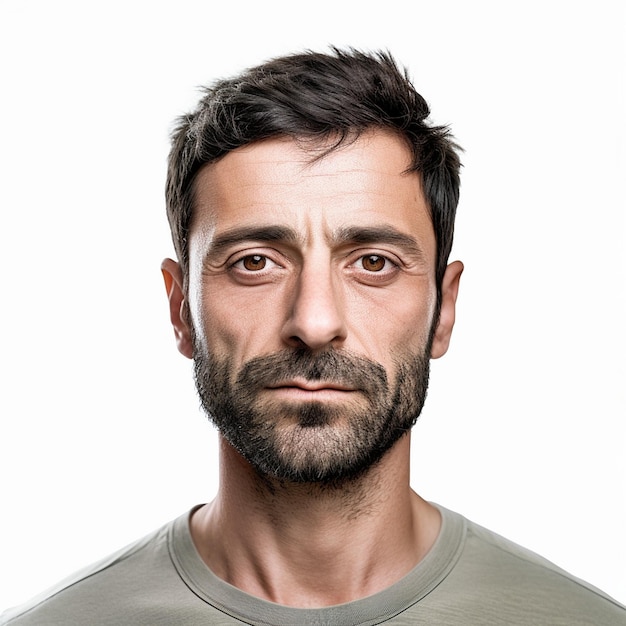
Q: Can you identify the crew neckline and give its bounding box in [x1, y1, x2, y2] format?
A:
[168, 503, 466, 625]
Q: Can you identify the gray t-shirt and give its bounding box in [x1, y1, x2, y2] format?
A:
[2, 504, 624, 625]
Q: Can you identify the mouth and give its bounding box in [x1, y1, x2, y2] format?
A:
[264, 379, 360, 402]
[267, 379, 356, 393]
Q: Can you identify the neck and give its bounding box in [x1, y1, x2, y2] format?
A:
[190, 434, 441, 608]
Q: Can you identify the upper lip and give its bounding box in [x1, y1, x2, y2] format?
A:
[267, 379, 355, 392]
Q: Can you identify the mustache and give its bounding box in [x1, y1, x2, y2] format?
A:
[235, 349, 389, 397]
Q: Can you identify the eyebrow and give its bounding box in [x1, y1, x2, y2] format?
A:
[208, 225, 301, 256]
[331, 225, 426, 260]
[206, 223, 426, 260]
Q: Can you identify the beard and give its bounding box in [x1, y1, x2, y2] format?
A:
[193, 343, 431, 486]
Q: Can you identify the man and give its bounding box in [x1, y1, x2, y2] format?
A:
[2, 48, 624, 625]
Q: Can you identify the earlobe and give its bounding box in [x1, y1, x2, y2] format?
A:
[430, 260, 464, 359]
[161, 258, 194, 359]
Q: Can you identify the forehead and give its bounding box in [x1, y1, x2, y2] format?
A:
[190, 130, 434, 255]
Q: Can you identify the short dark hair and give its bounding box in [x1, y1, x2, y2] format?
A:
[166, 47, 462, 304]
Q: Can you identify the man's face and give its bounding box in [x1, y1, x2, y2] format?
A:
[173, 130, 455, 484]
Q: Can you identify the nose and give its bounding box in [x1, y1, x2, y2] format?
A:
[281, 264, 347, 351]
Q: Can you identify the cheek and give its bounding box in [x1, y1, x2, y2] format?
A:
[396, 278, 437, 338]
[349, 280, 436, 359]
[194, 285, 285, 362]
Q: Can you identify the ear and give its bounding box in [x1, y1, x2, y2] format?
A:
[161, 258, 194, 359]
[431, 260, 464, 359]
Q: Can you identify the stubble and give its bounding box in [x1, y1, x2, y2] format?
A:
[193, 345, 431, 487]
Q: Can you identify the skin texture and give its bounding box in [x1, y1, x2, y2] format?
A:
[161, 130, 463, 607]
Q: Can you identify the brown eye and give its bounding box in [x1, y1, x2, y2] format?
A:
[361, 255, 386, 272]
[242, 255, 267, 271]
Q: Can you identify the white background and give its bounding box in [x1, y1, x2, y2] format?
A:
[1, 0, 624, 610]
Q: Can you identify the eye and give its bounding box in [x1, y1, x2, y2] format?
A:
[240, 254, 268, 271]
[360, 254, 388, 272]
[231, 254, 279, 272]
[229, 253, 283, 280]
[347, 252, 400, 284]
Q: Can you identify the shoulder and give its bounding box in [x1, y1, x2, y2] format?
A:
[433, 508, 626, 624]
[464, 516, 614, 595]
[0, 519, 173, 625]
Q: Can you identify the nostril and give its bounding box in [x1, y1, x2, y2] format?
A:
[288, 336, 309, 349]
